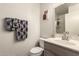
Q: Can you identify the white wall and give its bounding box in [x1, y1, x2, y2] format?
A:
[0, 3, 40, 56]
[40, 3, 55, 38]
[40, 3, 63, 38]
[53, 3, 64, 8]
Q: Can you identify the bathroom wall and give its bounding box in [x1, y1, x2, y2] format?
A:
[40, 3, 63, 38]
[53, 3, 64, 8]
[0, 3, 40, 56]
[40, 3, 55, 38]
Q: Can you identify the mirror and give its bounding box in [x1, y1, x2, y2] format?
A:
[55, 3, 78, 35]
[55, 3, 68, 34]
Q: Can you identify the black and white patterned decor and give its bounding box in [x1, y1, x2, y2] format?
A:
[4, 17, 28, 41]
[15, 20, 28, 40]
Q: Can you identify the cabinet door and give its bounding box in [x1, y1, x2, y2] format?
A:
[44, 49, 56, 56]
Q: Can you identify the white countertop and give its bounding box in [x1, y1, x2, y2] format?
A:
[40, 37, 79, 52]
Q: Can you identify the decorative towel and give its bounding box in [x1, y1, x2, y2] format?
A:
[15, 20, 28, 40]
[4, 17, 28, 41]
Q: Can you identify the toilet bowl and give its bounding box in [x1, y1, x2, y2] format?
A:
[29, 39, 44, 56]
[30, 47, 44, 56]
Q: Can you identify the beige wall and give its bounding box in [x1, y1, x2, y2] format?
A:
[0, 3, 40, 56]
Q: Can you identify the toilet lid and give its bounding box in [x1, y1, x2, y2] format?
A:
[30, 47, 44, 54]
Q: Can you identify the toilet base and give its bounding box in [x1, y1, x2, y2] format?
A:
[30, 51, 44, 56]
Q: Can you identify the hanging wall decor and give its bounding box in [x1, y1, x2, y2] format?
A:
[4, 18, 14, 31]
[15, 20, 28, 40]
[43, 10, 48, 20]
[4, 17, 28, 41]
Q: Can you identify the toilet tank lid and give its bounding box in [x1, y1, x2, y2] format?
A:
[30, 47, 44, 53]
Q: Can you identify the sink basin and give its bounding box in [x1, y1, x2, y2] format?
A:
[68, 39, 79, 46]
[54, 40, 76, 45]
[41, 37, 79, 46]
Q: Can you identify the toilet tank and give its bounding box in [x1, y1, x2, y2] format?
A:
[39, 38, 44, 48]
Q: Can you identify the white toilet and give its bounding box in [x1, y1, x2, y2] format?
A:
[29, 39, 44, 56]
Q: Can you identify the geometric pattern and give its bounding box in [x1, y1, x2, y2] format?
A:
[4, 17, 28, 41]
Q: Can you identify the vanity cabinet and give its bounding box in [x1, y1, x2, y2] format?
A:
[44, 41, 79, 56]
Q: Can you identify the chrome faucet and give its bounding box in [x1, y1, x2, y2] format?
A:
[62, 32, 69, 41]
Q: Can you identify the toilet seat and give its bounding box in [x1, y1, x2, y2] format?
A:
[30, 47, 44, 54]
